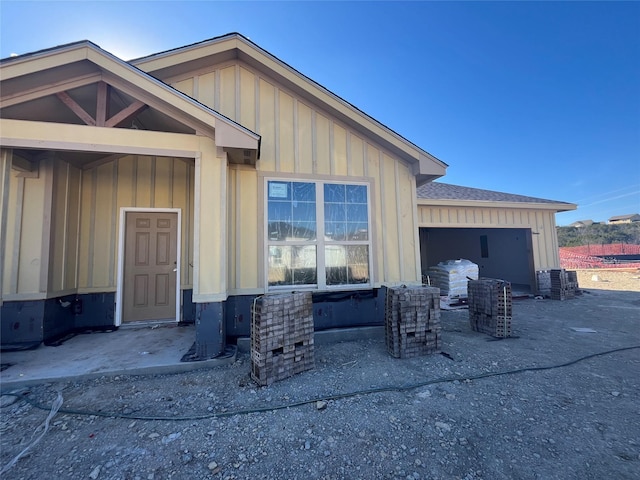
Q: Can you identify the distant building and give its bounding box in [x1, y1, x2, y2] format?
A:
[569, 219, 594, 228]
[608, 214, 640, 224]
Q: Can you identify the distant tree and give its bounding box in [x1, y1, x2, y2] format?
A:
[556, 223, 640, 247]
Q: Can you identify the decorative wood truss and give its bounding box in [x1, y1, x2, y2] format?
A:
[55, 81, 147, 128]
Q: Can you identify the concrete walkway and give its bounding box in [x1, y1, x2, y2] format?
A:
[0, 323, 234, 392]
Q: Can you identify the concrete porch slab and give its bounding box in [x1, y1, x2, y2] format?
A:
[0, 323, 235, 392]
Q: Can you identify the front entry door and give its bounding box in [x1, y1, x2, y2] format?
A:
[123, 212, 178, 322]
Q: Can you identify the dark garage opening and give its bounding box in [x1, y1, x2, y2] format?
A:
[419, 227, 536, 293]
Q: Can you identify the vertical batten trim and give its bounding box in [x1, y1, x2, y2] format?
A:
[394, 161, 405, 280]
[133, 156, 139, 206]
[214, 69, 221, 111]
[235, 64, 241, 122]
[10, 177, 25, 294]
[410, 177, 421, 281]
[311, 110, 318, 174]
[169, 158, 175, 207]
[108, 160, 118, 286]
[73, 165, 82, 288]
[346, 131, 352, 176]
[274, 88, 280, 171]
[378, 151, 388, 281]
[235, 169, 242, 289]
[192, 75, 199, 101]
[363, 141, 369, 177]
[293, 98, 300, 173]
[60, 162, 70, 289]
[218, 152, 228, 292]
[39, 158, 54, 293]
[254, 76, 260, 143]
[192, 154, 202, 297]
[0, 150, 11, 301]
[150, 156, 156, 208]
[329, 120, 335, 175]
[87, 167, 98, 288]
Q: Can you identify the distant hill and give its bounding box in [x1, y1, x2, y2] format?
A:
[557, 223, 640, 247]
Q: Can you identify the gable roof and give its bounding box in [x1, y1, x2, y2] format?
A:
[417, 182, 577, 212]
[131, 32, 447, 184]
[609, 214, 640, 222]
[0, 40, 260, 164]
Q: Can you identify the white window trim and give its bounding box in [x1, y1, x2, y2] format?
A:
[264, 177, 373, 292]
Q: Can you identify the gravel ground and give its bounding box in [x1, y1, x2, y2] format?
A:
[2, 286, 639, 480]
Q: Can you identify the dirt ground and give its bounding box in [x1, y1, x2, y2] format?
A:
[1, 278, 639, 480]
[574, 268, 640, 292]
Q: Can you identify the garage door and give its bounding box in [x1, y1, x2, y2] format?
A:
[419, 227, 535, 292]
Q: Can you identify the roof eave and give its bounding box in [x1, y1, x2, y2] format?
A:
[417, 198, 578, 212]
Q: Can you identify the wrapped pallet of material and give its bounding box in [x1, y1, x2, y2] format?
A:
[426, 259, 479, 297]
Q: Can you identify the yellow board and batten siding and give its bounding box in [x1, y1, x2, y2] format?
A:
[171, 60, 421, 292]
[76, 155, 195, 293]
[417, 204, 561, 271]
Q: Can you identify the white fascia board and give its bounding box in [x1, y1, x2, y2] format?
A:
[417, 198, 577, 212]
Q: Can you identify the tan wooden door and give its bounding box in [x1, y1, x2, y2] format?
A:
[123, 212, 178, 322]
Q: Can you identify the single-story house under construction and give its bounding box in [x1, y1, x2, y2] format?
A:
[0, 33, 576, 356]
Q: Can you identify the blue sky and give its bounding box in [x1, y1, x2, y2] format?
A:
[1, 1, 638, 226]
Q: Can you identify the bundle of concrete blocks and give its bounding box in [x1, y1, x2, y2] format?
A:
[468, 278, 513, 338]
[250, 292, 314, 386]
[550, 269, 579, 300]
[536, 270, 552, 297]
[385, 285, 442, 358]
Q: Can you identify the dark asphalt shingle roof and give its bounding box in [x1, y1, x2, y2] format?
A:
[417, 182, 572, 205]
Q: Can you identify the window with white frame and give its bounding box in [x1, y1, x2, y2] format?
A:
[266, 179, 371, 289]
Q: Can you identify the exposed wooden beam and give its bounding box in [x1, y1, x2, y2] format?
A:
[56, 91, 96, 126]
[0, 73, 102, 109]
[96, 81, 109, 127]
[105, 100, 147, 128]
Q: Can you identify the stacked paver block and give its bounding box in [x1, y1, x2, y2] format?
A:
[550, 269, 578, 300]
[385, 286, 442, 358]
[250, 292, 314, 386]
[536, 270, 551, 297]
[468, 278, 513, 338]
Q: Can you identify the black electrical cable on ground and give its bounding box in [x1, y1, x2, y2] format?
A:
[6, 345, 639, 422]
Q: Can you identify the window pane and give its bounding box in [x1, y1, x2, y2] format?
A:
[292, 222, 316, 241]
[292, 182, 315, 202]
[325, 245, 347, 285]
[324, 245, 369, 285]
[346, 204, 368, 222]
[324, 184, 345, 203]
[346, 223, 368, 241]
[292, 202, 316, 222]
[324, 222, 346, 241]
[267, 221, 292, 241]
[346, 184, 367, 204]
[347, 245, 369, 284]
[268, 246, 317, 286]
[325, 203, 346, 222]
[268, 202, 292, 222]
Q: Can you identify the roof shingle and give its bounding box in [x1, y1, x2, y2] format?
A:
[417, 182, 572, 205]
